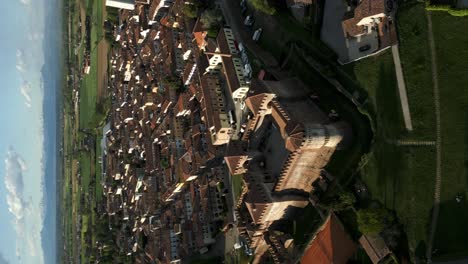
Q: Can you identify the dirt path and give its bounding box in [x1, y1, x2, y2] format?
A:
[392, 45, 413, 131]
[426, 11, 442, 263]
[97, 0, 108, 101]
[79, 0, 86, 38]
[97, 40, 108, 100]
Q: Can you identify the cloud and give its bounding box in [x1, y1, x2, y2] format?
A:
[15, 49, 26, 74]
[19, 0, 30, 6]
[27, 33, 44, 42]
[3, 148, 42, 260]
[20, 82, 32, 108]
[4, 149, 28, 222]
[16, 49, 34, 108]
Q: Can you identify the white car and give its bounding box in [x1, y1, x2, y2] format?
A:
[244, 15, 254, 27]
[252, 28, 263, 42]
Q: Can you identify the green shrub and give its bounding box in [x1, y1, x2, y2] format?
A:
[251, 0, 276, 15]
[182, 3, 198, 18]
[425, 0, 468, 16]
[357, 206, 395, 235]
[318, 191, 356, 211]
[200, 9, 223, 30]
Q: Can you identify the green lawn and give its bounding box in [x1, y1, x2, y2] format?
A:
[397, 2, 436, 140]
[80, 153, 91, 189]
[345, 49, 436, 258]
[79, 0, 103, 129]
[430, 11, 468, 259]
[80, 214, 89, 263]
[95, 138, 103, 202]
[76, 1, 106, 262]
[232, 174, 244, 202]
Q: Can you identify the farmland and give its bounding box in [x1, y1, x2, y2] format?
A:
[61, 0, 109, 262]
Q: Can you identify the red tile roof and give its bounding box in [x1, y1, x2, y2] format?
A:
[301, 214, 357, 264]
[342, 0, 386, 37]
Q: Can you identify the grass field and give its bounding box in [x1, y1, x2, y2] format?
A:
[345, 48, 436, 258]
[232, 174, 244, 202]
[397, 3, 436, 140]
[79, 0, 104, 128]
[95, 140, 103, 202]
[344, 4, 468, 258]
[77, 0, 107, 262]
[430, 11, 468, 260]
[62, 0, 108, 262]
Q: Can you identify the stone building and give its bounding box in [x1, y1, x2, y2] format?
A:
[226, 78, 350, 263]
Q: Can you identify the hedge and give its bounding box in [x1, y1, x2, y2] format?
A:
[425, 1, 468, 16]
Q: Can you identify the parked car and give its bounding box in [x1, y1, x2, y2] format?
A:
[244, 64, 252, 79]
[252, 28, 263, 42]
[238, 42, 245, 53]
[244, 15, 255, 27]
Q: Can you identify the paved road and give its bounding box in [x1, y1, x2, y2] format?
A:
[426, 11, 442, 264]
[392, 44, 413, 131]
[218, 0, 278, 68]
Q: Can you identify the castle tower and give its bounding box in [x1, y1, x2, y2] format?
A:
[302, 123, 344, 150]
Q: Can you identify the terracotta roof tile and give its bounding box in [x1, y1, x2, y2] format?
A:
[301, 214, 357, 264]
[342, 0, 386, 37]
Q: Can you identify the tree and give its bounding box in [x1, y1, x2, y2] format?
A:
[318, 191, 356, 211]
[200, 9, 223, 30]
[357, 207, 395, 235]
[162, 76, 181, 91]
[160, 158, 169, 169]
[182, 3, 198, 18]
[251, 0, 276, 15]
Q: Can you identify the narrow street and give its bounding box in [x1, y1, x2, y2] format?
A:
[218, 0, 278, 68]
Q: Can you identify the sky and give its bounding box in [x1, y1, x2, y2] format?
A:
[0, 0, 49, 263]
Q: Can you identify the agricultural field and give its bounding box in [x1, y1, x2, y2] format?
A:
[79, 0, 107, 129]
[62, 0, 108, 262]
